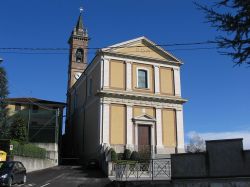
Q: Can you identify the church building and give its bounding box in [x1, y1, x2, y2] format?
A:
[65, 11, 187, 163]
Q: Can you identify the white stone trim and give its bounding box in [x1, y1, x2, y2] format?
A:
[174, 68, 181, 96]
[99, 102, 103, 144]
[154, 65, 160, 94]
[134, 124, 138, 147]
[102, 103, 110, 144]
[104, 55, 179, 69]
[126, 105, 133, 145]
[151, 125, 155, 150]
[176, 109, 185, 153]
[103, 58, 110, 88]
[126, 62, 132, 91]
[102, 96, 183, 110]
[101, 36, 182, 63]
[100, 58, 104, 89]
[156, 108, 163, 147]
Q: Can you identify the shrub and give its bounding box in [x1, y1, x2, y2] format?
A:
[124, 149, 131, 160]
[109, 148, 117, 162]
[10, 140, 46, 159]
[130, 151, 139, 161]
[117, 153, 124, 160]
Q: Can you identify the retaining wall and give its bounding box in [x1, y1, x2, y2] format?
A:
[13, 155, 57, 172]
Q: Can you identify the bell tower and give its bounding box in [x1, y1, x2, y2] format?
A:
[67, 8, 89, 90]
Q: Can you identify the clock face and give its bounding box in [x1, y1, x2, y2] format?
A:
[74, 72, 82, 80]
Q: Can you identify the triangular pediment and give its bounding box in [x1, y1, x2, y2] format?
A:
[101, 36, 181, 63]
[133, 114, 156, 121]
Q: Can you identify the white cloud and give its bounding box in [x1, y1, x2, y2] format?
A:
[186, 130, 250, 149]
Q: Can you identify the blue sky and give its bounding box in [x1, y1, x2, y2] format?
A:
[0, 0, 249, 148]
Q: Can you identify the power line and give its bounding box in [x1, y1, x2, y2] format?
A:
[0, 46, 218, 55]
[0, 40, 217, 52]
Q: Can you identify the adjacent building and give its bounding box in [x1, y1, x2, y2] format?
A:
[65, 12, 187, 163]
[4, 97, 65, 163]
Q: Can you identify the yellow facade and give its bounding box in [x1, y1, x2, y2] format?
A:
[160, 67, 174, 95]
[110, 60, 126, 90]
[110, 104, 126, 145]
[162, 109, 176, 147]
[133, 106, 155, 117]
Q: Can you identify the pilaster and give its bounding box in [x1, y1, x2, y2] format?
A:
[103, 58, 110, 88]
[176, 108, 185, 153]
[102, 103, 110, 144]
[126, 61, 132, 91]
[174, 68, 181, 96]
[154, 65, 160, 94]
[126, 105, 133, 148]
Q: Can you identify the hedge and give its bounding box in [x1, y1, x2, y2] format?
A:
[10, 140, 46, 159]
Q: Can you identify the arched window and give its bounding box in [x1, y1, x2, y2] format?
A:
[75, 48, 84, 63]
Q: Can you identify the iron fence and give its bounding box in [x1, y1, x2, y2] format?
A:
[115, 158, 171, 181]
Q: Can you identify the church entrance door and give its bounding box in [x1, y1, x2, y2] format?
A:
[138, 125, 151, 157]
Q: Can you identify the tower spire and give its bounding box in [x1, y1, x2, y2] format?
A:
[75, 7, 84, 32]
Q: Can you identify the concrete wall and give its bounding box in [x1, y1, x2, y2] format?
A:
[172, 139, 250, 179]
[171, 153, 207, 178]
[206, 139, 245, 177]
[13, 156, 57, 172]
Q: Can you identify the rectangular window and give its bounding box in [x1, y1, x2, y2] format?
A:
[138, 69, 148, 88]
[15, 103, 21, 111]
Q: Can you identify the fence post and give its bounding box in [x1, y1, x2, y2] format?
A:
[152, 159, 154, 181]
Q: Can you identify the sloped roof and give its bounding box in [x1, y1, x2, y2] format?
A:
[3, 97, 66, 107]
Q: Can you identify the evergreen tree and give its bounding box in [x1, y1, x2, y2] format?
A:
[0, 59, 9, 139]
[10, 114, 27, 142]
[195, 0, 250, 65]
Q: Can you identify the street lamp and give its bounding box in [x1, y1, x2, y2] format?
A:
[0, 58, 3, 63]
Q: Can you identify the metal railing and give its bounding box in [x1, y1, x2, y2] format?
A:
[115, 158, 171, 181]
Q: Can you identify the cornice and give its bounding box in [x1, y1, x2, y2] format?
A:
[97, 89, 187, 104]
[101, 51, 182, 66]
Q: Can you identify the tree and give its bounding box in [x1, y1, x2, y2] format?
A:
[0, 59, 9, 139]
[10, 114, 27, 142]
[186, 133, 206, 153]
[195, 0, 250, 66]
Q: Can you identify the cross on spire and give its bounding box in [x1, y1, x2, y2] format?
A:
[79, 7, 83, 14]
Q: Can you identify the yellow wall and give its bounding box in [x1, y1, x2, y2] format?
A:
[110, 60, 126, 90]
[110, 104, 126, 145]
[132, 63, 154, 93]
[162, 109, 176, 147]
[133, 106, 155, 118]
[7, 105, 16, 116]
[160, 67, 174, 95]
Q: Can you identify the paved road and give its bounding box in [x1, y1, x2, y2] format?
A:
[12, 165, 111, 187]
